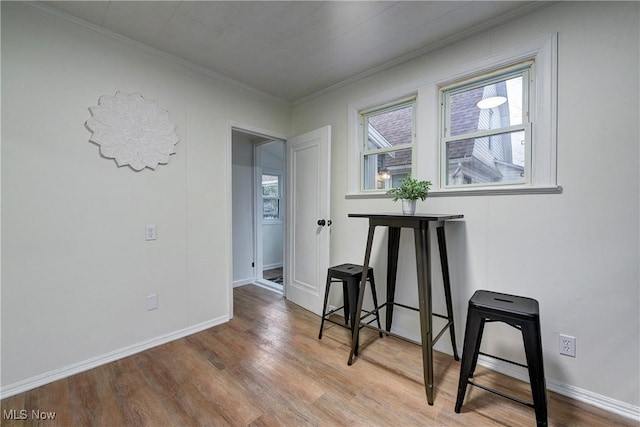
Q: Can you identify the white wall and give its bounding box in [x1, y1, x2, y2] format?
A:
[262, 224, 284, 269]
[292, 1, 639, 413]
[232, 134, 255, 283]
[1, 2, 290, 392]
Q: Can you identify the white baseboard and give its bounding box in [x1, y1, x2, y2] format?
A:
[477, 355, 640, 422]
[263, 262, 283, 270]
[233, 278, 255, 288]
[253, 279, 284, 294]
[0, 315, 229, 399]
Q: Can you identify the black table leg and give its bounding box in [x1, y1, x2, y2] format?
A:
[437, 225, 459, 361]
[414, 223, 434, 405]
[386, 226, 401, 331]
[348, 224, 376, 365]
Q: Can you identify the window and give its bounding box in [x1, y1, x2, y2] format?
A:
[440, 62, 532, 188]
[262, 174, 280, 221]
[360, 97, 416, 191]
[346, 34, 557, 197]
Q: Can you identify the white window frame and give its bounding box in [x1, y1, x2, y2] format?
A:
[347, 90, 419, 195]
[432, 33, 558, 195]
[346, 33, 559, 198]
[440, 61, 533, 189]
[360, 96, 417, 192]
[261, 170, 282, 224]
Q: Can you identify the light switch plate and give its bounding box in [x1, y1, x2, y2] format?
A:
[145, 225, 157, 241]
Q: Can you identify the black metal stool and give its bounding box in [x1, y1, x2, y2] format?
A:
[455, 290, 548, 427]
[318, 264, 383, 354]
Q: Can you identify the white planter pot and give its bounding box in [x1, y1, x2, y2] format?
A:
[402, 199, 416, 215]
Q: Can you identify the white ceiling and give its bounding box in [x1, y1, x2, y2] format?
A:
[41, 1, 546, 103]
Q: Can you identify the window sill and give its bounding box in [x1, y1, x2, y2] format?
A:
[345, 185, 562, 199]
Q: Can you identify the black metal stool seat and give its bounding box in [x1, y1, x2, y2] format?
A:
[318, 264, 383, 353]
[455, 290, 548, 427]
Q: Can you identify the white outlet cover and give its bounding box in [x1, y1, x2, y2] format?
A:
[147, 294, 158, 310]
[559, 334, 576, 357]
[145, 225, 157, 241]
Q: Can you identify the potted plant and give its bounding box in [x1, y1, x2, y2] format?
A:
[386, 174, 432, 215]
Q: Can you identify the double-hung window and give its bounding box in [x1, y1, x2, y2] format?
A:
[262, 173, 281, 221]
[347, 33, 556, 197]
[441, 61, 533, 188]
[360, 97, 416, 191]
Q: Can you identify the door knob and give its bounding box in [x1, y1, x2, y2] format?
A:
[317, 219, 326, 226]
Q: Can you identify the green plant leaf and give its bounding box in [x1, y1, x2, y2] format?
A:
[386, 173, 432, 202]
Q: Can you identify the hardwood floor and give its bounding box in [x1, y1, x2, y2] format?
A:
[1, 284, 634, 426]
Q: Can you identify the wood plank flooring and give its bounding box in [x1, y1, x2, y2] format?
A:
[1, 284, 635, 426]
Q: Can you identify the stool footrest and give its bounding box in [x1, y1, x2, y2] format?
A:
[323, 306, 378, 329]
[358, 323, 421, 345]
[356, 319, 456, 349]
[380, 302, 451, 324]
[467, 380, 535, 409]
[322, 305, 347, 319]
[359, 308, 380, 322]
[478, 351, 529, 370]
[386, 301, 419, 312]
[323, 317, 351, 330]
[432, 320, 454, 345]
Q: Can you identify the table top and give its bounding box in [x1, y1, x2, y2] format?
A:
[349, 213, 464, 221]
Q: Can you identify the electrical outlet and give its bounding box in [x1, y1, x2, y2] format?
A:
[147, 294, 158, 311]
[559, 334, 576, 357]
[145, 225, 157, 241]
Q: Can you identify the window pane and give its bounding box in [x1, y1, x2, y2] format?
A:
[446, 131, 525, 186]
[366, 104, 413, 150]
[263, 198, 279, 219]
[262, 174, 279, 197]
[363, 148, 412, 190]
[449, 76, 523, 137]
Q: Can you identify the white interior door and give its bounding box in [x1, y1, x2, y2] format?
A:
[285, 126, 331, 315]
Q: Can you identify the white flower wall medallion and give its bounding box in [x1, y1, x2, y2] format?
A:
[86, 92, 179, 171]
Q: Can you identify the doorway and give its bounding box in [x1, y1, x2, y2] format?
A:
[231, 128, 285, 294]
[255, 140, 285, 290]
[228, 123, 331, 317]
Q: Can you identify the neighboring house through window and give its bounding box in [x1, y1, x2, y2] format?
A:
[361, 97, 416, 191]
[441, 62, 532, 188]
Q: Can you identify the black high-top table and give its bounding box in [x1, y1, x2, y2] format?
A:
[347, 213, 463, 405]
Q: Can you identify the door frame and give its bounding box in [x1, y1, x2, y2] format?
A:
[227, 121, 288, 319]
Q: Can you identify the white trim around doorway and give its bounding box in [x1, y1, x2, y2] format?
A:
[227, 120, 288, 319]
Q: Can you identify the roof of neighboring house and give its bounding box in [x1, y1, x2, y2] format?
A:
[368, 106, 412, 169]
[447, 138, 475, 159]
[449, 87, 484, 137]
[366, 84, 515, 178]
